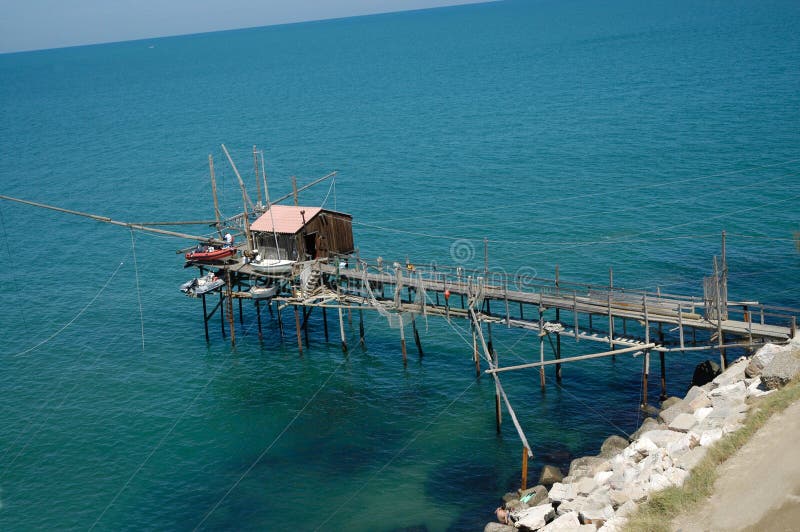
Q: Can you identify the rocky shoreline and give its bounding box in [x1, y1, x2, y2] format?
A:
[486, 335, 800, 531]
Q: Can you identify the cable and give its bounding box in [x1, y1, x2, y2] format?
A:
[314, 376, 480, 531]
[130, 228, 145, 352]
[193, 355, 349, 531]
[91, 364, 224, 530]
[12, 259, 128, 358]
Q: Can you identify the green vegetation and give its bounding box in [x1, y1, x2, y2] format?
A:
[624, 376, 800, 532]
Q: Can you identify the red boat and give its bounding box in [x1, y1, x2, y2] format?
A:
[185, 245, 238, 262]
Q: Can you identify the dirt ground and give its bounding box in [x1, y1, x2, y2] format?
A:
[671, 398, 800, 532]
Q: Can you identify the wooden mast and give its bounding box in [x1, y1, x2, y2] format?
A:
[209, 154, 222, 237]
[221, 144, 254, 253]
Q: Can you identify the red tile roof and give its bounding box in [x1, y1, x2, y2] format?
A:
[250, 205, 322, 234]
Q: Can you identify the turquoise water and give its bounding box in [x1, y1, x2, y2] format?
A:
[1, 0, 799, 530]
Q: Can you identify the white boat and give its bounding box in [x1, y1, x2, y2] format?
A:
[180, 272, 225, 297]
[249, 285, 278, 300]
[250, 257, 295, 274]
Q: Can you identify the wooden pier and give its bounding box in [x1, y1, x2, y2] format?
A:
[4, 146, 799, 491]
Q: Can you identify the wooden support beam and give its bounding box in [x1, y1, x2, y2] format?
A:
[485, 343, 656, 374]
[359, 308, 366, 347]
[294, 305, 303, 354]
[521, 447, 529, 491]
[399, 313, 407, 364]
[256, 299, 263, 340]
[412, 315, 423, 357]
[338, 306, 348, 353]
[202, 293, 209, 341]
[322, 306, 329, 341]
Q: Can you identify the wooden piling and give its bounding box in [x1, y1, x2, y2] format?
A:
[359, 308, 366, 347]
[659, 352, 667, 401]
[202, 293, 209, 341]
[412, 315, 423, 357]
[294, 305, 303, 354]
[521, 448, 529, 490]
[338, 306, 348, 353]
[399, 313, 407, 364]
[538, 297, 545, 389]
[256, 299, 263, 340]
[322, 306, 329, 341]
[555, 266, 561, 381]
[276, 300, 284, 337]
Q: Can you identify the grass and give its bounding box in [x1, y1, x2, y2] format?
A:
[623, 374, 800, 532]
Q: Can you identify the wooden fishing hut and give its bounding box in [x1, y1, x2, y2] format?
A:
[250, 205, 354, 261]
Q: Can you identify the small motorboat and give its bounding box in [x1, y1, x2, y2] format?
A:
[249, 256, 295, 274]
[185, 244, 237, 262]
[180, 272, 225, 297]
[249, 285, 278, 300]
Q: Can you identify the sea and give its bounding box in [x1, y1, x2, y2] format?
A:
[1, 0, 799, 530]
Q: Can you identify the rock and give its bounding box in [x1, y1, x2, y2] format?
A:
[575, 476, 598, 496]
[685, 387, 711, 411]
[693, 407, 713, 422]
[568, 456, 609, 479]
[640, 429, 684, 449]
[649, 472, 672, 491]
[547, 482, 574, 503]
[746, 377, 774, 398]
[515, 503, 555, 530]
[660, 396, 683, 410]
[658, 400, 690, 425]
[627, 436, 658, 460]
[616, 499, 638, 518]
[502, 492, 520, 504]
[669, 412, 697, 433]
[519, 485, 549, 507]
[712, 357, 748, 386]
[608, 488, 630, 507]
[746, 343, 784, 378]
[618, 482, 648, 503]
[484, 522, 515, 532]
[599, 513, 628, 532]
[540, 511, 580, 531]
[538, 465, 563, 487]
[579, 503, 615, 526]
[630, 417, 663, 441]
[594, 470, 613, 485]
[698, 428, 723, 447]
[709, 380, 746, 399]
[663, 466, 689, 487]
[691, 360, 721, 388]
[762, 348, 800, 390]
[504, 499, 528, 513]
[599, 435, 629, 458]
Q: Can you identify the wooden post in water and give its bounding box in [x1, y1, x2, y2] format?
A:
[322, 306, 329, 341]
[202, 293, 209, 341]
[521, 448, 529, 491]
[359, 308, 366, 347]
[539, 295, 545, 389]
[255, 299, 263, 340]
[472, 323, 480, 377]
[555, 265, 562, 381]
[608, 267, 615, 355]
[573, 291, 579, 343]
[338, 306, 348, 353]
[275, 300, 284, 337]
[219, 291, 226, 338]
[294, 305, 303, 354]
[399, 313, 407, 364]
[412, 315, 423, 357]
[642, 295, 650, 407]
[225, 270, 236, 346]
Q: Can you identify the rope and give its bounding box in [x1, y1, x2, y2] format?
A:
[193, 356, 349, 531]
[12, 259, 127, 358]
[314, 376, 480, 531]
[91, 364, 223, 530]
[130, 228, 145, 351]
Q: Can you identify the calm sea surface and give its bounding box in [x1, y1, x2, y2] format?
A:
[1, 0, 799, 530]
